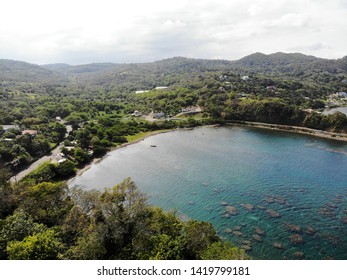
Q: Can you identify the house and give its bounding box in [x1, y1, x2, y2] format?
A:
[21, 130, 38, 137]
[1, 124, 20, 135]
[131, 110, 142, 117]
[218, 87, 226, 92]
[135, 90, 150, 94]
[336, 92, 347, 97]
[181, 106, 202, 113]
[155, 86, 168, 90]
[266, 85, 277, 90]
[241, 76, 250, 81]
[2, 124, 20, 131]
[153, 112, 165, 119]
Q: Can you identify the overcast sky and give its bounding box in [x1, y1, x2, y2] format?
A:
[0, 0, 346, 64]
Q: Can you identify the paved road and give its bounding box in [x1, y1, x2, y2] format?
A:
[9, 123, 71, 184]
[10, 144, 63, 184]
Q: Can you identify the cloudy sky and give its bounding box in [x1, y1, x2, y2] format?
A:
[1, 0, 346, 64]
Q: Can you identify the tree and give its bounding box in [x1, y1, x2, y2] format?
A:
[50, 122, 67, 143]
[98, 178, 148, 258]
[74, 148, 91, 166]
[147, 234, 183, 260]
[18, 182, 72, 226]
[0, 167, 15, 218]
[0, 210, 46, 259]
[6, 229, 63, 260]
[61, 227, 106, 260]
[183, 220, 219, 259]
[55, 160, 76, 179]
[201, 241, 250, 260]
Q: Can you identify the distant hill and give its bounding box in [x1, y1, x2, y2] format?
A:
[0, 59, 66, 84]
[1, 53, 347, 90]
[42, 63, 116, 74]
[231, 52, 347, 74]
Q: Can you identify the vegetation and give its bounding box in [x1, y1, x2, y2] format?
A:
[1, 52, 347, 259]
[0, 174, 248, 260]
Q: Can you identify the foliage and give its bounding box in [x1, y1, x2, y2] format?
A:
[0, 177, 250, 260]
[0, 209, 46, 259]
[18, 181, 72, 226]
[201, 241, 250, 260]
[7, 229, 64, 260]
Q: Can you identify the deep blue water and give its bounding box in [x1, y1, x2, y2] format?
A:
[68, 126, 347, 260]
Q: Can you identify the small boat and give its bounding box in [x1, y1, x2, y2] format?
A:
[150, 145, 157, 148]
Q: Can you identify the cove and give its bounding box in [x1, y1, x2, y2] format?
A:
[68, 126, 347, 260]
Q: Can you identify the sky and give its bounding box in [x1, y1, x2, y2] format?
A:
[0, 0, 346, 65]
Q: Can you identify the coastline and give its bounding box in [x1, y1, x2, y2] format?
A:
[69, 126, 220, 182]
[69, 129, 177, 181]
[226, 121, 347, 142]
[68, 122, 347, 183]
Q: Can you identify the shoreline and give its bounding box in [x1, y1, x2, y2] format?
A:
[18, 122, 347, 186]
[68, 126, 220, 182]
[67, 122, 347, 185]
[226, 121, 347, 142]
[68, 129, 178, 181]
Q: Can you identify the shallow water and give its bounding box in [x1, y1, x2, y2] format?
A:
[69, 126, 347, 260]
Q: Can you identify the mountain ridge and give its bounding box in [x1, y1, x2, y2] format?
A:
[1, 52, 346, 86]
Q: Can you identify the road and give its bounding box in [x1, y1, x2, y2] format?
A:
[10, 144, 63, 184]
[9, 123, 72, 184]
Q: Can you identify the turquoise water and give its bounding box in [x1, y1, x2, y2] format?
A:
[68, 126, 347, 260]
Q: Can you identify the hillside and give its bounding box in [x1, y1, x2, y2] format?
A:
[232, 52, 319, 73]
[0, 59, 66, 84]
[2, 53, 347, 90]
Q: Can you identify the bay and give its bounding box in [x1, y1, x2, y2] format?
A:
[68, 126, 347, 260]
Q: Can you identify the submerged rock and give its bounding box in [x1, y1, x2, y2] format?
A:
[273, 242, 284, 249]
[254, 227, 265, 236]
[322, 234, 340, 245]
[252, 234, 263, 242]
[305, 225, 316, 235]
[289, 234, 305, 245]
[225, 205, 239, 216]
[264, 196, 275, 204]
[293, 251, 305, 259]
[318, 203, 338, 218]
[240, 203, 255, 211]
[220, 201, 229, 206]
[342, 216, 347, 224]
[333, 194, 343, 204]
[266, 209, 281, 218]
[257, 205, 267, 210]
[273, 196, 288, 205]
[233, 230, 243, 237]
[242, 240, 252, 245]
[284, 223, 302, 233]
[241, 245, 252, 251]
[224, 228, 233, 234]
[234, 225, 242, 231]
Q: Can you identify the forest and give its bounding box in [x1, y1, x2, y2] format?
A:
[0, 52, 347, 259]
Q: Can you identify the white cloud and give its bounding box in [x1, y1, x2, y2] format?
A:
[0, 0, 346, 64]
